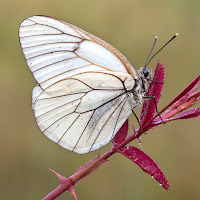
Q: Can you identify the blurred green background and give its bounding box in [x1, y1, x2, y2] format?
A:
[1, 0, 199, 199]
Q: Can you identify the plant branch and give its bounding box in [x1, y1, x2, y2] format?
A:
[42, 64, 200, 200]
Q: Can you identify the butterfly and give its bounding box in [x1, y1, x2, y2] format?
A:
[19, 15, 153, 154]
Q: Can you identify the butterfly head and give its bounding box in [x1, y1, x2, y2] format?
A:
[140, 67, 152, 82]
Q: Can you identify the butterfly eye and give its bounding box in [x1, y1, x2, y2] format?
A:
[144, 71, 149, 78]
[141, 68, 150, 79]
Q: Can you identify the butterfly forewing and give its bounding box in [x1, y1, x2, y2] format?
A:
[19, 15, 139, 153]
[19, 15, 137, 90]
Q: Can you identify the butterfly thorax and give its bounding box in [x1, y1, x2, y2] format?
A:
[138, 66, 152, 94]
[130, 67, 152, 104]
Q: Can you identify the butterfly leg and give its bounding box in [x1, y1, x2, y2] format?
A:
[130, 101, 147, 134]
[131, 109, 146, 134]
[143, 96, 165, 124]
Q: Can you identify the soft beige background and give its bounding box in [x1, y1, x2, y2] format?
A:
[1, 0, 199, 199]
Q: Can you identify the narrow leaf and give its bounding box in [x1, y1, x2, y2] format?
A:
[112, 119, 129, 146]
[171, 84, 199, 111]
[117, 146, 169, 191]
[158, 74, 200, 115]
[189, 90, 200, 101]
[165, 107, 200, 122]
[150, 107, 200, 127]
[140, 61, 165, 126]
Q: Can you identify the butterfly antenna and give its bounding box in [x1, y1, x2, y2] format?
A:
[145, 33, 179, 67]
[144, 36, 158, 68]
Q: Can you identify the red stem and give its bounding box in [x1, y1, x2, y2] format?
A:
[43, 75, 200, 200]
[43, 127, 148, 199]
[43, 179, 73, 200]
[72, 75, 200, 182]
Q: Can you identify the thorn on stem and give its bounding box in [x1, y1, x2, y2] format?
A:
[49, 168, 66, 184]
[69, 186, 78, 200]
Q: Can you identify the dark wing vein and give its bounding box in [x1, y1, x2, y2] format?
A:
[27, 50, 75, 60]
[76, 91, 125, 114]
[20, 33, 63, 38]
[111, 98, 127, 139]
[56, 91, 126, 151]
[23, 41, 83, 49]
[72, 110, 95, 151]
[73, 52, 112, 71]
[35, 93, 87, 119]
[41, 110, 75, 133]
[41, 96, 83, 133]
[57, 114, 81, 143]
[30, 18, 83, 39]
[32, 56, 78, 72]
[89, 95, 127, 152]
[35, 91, 87, 101]
[38, 64, 92, 85]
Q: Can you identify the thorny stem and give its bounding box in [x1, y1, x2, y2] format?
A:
[69, 73, 200, 185]
[71, 128, 146, 181]
[43, 127, 147, 200]
[43, 74, 200, 200]
[43, 179, 73, 200]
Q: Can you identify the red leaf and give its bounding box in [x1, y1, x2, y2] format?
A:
[147, 108, 200, 128]
[158, 74, 200, 115]
[140, 61, 165, 126]
[189, 90, 200, 101]
[168, 85, 199, 115]
[112, 119, 129, 146]
[117, 146, 169, 191]
[164, 107, 200, 122]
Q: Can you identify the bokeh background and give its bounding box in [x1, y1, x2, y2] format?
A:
[1, 0, 199, 199]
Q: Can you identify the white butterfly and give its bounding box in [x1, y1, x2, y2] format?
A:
[19, 16, 151, 154]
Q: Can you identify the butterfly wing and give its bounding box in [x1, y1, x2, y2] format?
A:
[33, 71, 135, 153]
[19, 16, 138, 153]
[19, 15, 137, 90]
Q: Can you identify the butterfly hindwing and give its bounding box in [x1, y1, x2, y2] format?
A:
[33, 71, 134, 153]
